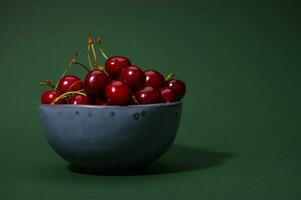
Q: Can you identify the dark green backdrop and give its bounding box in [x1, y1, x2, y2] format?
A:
[0, 0, 300, 199]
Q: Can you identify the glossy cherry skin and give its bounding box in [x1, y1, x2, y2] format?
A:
[105, 80, 131, 105]
[84, 70, 110, 95]
[57, 75, 82, 93]
[135, 86, 161, 104]
[160, 87, 176, 103]
[94, 99, 111, 106]
[105, 56, 131, 78]
[166, 79, 186, 100]
[119, 65, 145, 89]
[144, 70, 165, 89]
[69, 94, 89, 105]
[86, 93, 103, 104]
[41, 90, 62, 104]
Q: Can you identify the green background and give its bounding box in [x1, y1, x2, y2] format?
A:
[1, 0, 300, 199]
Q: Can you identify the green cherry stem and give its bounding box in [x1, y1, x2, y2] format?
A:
[97, 37, 108, 60]
[91, 44, 99, 66]
[51, 91, 86, 105]
[55, 58, 74, 90]
[67, 80, 83, 92]
[39, 80, 55, 89]
[72, 61, 90, 72]
[87, 44, 94, 70]
[88, 37, 100, 70]
[132, 95, 139, 104]
[166, 73, 175, 81]
[99, 47, 108, 60]
[55, 52, 89, 90]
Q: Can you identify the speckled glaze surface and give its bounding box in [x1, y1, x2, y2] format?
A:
[38, 102, 182, 171]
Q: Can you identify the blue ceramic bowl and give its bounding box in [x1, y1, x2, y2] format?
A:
[38, 102, 182, 171]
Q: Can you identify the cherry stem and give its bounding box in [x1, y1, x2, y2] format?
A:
[99, 47, 108, 60]
[132, 95, 139, 104]
[91, 44, 99, 66]
[97, 37, 108, 60]
[39, 80, 55, 89]
[88, 37, 100, 70]
[87, 45, 94, 69]
[55, 52, 90, 90]
[72, 61, 90, 72]
[55, 58, 74, 90]
[67, 80, 83, 92]
[166, 73, 175, 81]
[51, 91, 86, 105]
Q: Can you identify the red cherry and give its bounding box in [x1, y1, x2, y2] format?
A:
[41, 90, 62, 104]
[84, 70, 110, 95]
[136, 86, 161, 104]
[160, 87, 176, 103]
[119, 65, 145, 89]
[69, 94, 89, 105]
[105, 56, 131, 78]
[86, 93, 102, 104]
[95, 99, 111, 106]
[144, 70, 165, 89]
[57, 75, 82, 93]
[105, 80, 131, 105]
[167, 79, 186, 100]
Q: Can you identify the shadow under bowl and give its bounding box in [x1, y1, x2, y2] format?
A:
[38, 102, 182, 172]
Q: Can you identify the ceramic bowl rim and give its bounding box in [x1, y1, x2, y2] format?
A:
[39, 101, 182, 109]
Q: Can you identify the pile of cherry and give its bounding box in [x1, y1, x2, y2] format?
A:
[40, 37, 186, 106]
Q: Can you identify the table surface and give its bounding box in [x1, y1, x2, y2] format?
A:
[1, 0, 300, 199]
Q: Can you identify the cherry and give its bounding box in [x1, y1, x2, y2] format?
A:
[57, 75, 82, 93]
[41, 90, 62, 104]
[136, 86, 161, 104]
[95, 99, 111, 106]
[92, 94, 111, 106]
[119, 65, 145, 89]
[166, 79, 186, 100]
[105, 56, 131, 78]
[84, 70, 110, 95]
[69, 94, 89, 105]
[160, 87, 176, 103]
[39, 37, 188, 106]
[86, 93, 101, 104]
[144, 70, 165, 89]
[105, 80, 131, 105]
